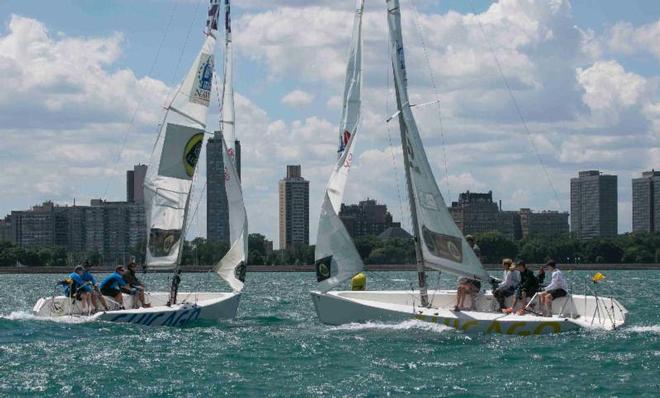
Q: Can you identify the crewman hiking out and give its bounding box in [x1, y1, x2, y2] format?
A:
[99, 266, 136, 309]
[62, 265, 93, 312]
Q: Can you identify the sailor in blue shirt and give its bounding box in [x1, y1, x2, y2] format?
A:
[99, 266, 134, 307]
[81, 261, 109, 311]
[63, 265, 93, 311]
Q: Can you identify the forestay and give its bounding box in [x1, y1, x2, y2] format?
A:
[144, 6, 219, 270]
[315, 0, 365, 292]
[386, 0, 489, 281]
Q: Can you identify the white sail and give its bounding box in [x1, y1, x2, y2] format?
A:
[315, 0, 365, 292]
[144, 7, 219, 270]
[213, 0, 247, 292]
[213, 138, 247, 292]
[386, 0, 489, 281]
[220, 0, 236, 157]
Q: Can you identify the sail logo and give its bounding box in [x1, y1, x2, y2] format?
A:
[338, 130, 351, 153]
[422, 225, 463, 263]
[183, 133, 204, 177]
[191, 53, 214, 106]
[315, 256, 333, 282]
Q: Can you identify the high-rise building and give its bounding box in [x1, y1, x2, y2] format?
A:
[448, 191, 518, 239]
[570, 170, 618, 240]
[207, 131, 242, 244]
[632, 169, 660, 233]
[339, 199, 399, 238]
[127, 164, 148, 203]
[279, 165, 309, 250]
[519, 208, 569, 239]
[0, 216, 12, 243]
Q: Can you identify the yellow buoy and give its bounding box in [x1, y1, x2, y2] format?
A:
[350, 272, 366, 291]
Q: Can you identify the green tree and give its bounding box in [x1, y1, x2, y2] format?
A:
[475, 232, 518, 264]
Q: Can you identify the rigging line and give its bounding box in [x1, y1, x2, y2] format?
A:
[409, 0, 452, 202]
[102, 0, 180, 198]
[385, 45, 409, 232]
[468, 0, 563, 211]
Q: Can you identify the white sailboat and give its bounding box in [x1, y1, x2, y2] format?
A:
[33, 0, 247, 326]
[311, 0, 627, 334]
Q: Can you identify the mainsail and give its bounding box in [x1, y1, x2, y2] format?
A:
[315, 0, 365, 292]
[213, 0, 247, 292]
[386, 0, 489, 281]
[144, 4, 220, 270]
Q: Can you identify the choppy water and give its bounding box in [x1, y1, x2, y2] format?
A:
[1, 270, 658, 397]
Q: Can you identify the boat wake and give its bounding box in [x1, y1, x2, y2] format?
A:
[0, 311, 93, 324]
[329, 319, 454, 334]
[626, 325, 660, 334]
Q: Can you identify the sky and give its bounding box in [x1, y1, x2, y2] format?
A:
[0, 0, 659, 246]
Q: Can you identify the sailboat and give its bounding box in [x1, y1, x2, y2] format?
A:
[311, 0, 627, 334]
[33, 0, 247, 326]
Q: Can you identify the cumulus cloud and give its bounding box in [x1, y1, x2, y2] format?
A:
[281, 89, 315, 107]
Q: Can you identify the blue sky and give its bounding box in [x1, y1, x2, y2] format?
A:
[1, 0, 659, 244]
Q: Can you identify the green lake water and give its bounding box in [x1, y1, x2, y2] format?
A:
[0, 270, 658, 397]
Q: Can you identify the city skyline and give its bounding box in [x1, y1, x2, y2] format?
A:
[0, 1, 659, 247]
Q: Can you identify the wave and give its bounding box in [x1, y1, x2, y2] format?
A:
[329, 319, 454, 334]
[626, 325, 660, 334]
[0, 311, 92, 324]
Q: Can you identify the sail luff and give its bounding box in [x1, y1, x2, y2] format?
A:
[385, 0, 490, 282]
[315, 0, 365, 292]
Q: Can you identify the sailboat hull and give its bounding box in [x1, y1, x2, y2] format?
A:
[311, 290, 627, 334]
[33, 291, 240, 326]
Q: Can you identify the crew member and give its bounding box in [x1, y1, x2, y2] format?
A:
[492, 258, 520, 312]
[63, 265, 93, 312]
[123, 262, 151, 308]
[99, 266, 134, 308]
[538, 260, 568, 317]
[81, 261, 109, 311]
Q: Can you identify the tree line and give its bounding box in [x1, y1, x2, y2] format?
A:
[475, 232, 660, 264]
[1, 232, 657, 267]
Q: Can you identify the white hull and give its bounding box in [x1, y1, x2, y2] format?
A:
[311, 290, 627, 334]
[32, 291, 240, 326]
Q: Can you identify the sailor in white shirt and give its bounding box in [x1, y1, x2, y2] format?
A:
[539, 260, 568, 316]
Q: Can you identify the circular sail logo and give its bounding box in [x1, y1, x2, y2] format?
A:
[183, 133, 204, 177]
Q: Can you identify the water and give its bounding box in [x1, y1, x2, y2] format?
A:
[1, 270, 658, 397]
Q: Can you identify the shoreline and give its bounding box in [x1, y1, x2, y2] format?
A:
[1, 263, 659, 274]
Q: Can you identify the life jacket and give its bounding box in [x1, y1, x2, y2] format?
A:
[58, 277, 80, 299]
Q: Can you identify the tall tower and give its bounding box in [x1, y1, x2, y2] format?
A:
[279, 165, 309, 250]
[570, 170, 618, 240]
[127, 164, 148, 203]
[632, 169, 660, 233]
[207, 131, 241, 244]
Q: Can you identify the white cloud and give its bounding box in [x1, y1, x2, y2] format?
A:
[281, 89, 315, 107]
[577, 60, 646, 113]
[607, 19, 660, 61]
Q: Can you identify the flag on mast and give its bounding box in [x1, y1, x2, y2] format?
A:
[207, 0, 220, 33]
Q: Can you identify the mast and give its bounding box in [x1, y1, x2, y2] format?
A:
[220, 0, 236, 158]
[387, 0, 428, 307]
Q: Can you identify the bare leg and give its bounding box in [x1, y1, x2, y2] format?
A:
[114, 293, 124, 307]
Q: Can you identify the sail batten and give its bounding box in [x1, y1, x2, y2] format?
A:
[386, 0, 489, 282]
[315, 0, 365, 292]
[144, 6, 219, 270]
